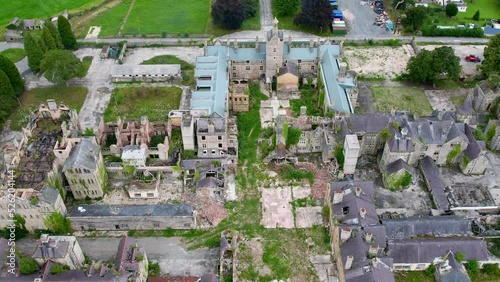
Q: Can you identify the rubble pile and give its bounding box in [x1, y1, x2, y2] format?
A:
[296, 162, 330, 200]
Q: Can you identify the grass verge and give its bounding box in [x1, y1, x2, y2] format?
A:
[0, 48, 26, 63]
[9, 86, 88, 131]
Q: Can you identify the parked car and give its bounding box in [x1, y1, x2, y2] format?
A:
[465, 55, 481, 62]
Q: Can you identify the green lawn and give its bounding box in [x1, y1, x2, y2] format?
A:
[78, 56, 93, 77]
[86, 0, 132, 38]
[9, 86, 88, 130]
[141, 55, 193, 70]
[290, 87, 323, 117]
[371, 86, 433, 116]
[395, 271, 434, 282]
[457, 0, 500, 20]
[0, 48, 25, 63]
[103, 86, 182, 122]
[123, 0, 210, 35]
[0, 0, 103, 36]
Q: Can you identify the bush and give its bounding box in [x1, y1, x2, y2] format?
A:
[422, 26, 484, 37]
[148, 261, 160, 277]
[472, 10, 480, 21]
[50, 264, 68, 274]
[425, 264, 435, 276]
[455, 252, 465, 262]
[483, 264, 500, 275]
[465, 259, 480, 278]
[19, 257, 38, 275]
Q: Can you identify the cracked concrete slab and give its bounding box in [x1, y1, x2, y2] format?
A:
[295, 207, 324, 228]
[261, 188, 294, 228]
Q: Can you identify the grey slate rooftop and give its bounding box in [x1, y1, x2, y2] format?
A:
[385, 159, 412, 176]
[68, 204, 193, 217]
[279, 63, 298, 76]
[62, 138, 100, 172]
[330, 181, 378, 227]
[345, 258, 395, 282]
[437, 251, 472, 282]
[388, 238, 489, 264]
[346, 114, 391, 134]
[39, 186, 60, 205]
[420, 156, 449, 211]
[463, 124, 482, 160]
[456, 97, 474, 115]
[382, 216, 472, 239]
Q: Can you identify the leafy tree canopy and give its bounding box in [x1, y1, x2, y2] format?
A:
[44, 212, 72, 235]
[481, 34, 500, 77]
[40, 50, 84, 84]
[472, 10, 480, 21]
[0, 70, 17, 122]
[406, 46, 461, 84]
[445, 3, 458, 17]
[393, 0, 415, 10]
[24, 33, 44, 71]
[402, 6, 428, 31]
[57, 16, 77, 49]
[19, 257, 38, 275]
[275, 0, 300, 17]
[42, 26, 57, 51]
[45, 21, 64, 49]
[293, 0, 332, 31]
[211, 0, 246, 30]
[0, 54, 24, 95]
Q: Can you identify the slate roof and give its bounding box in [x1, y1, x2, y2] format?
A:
[197, 118, 226, 132]
[330, 181, 378, 227]
[346, 259, 395, 282]
[197, 177, 221, 188]
[463, 124, 482, 160]
[192, 47, 228, 118]
[110, 64, 181, 76]
[278, 63, 298, 76]
[32, 240, 70, 259]
[385, 159, 412, 176]
[456, 97, 474, 115]
[39, 186, 60, 205]
[420, 156, 450, 211]
[388, 238, 489, 264]
[320, 47, 355, 113]
[438, 251, 472, 282]
[406, 119, 467, 145]
[382, 216, 472, 239]
[68, 204, 193, 217]
[346, 114, 391, 133]
[364, 225, 388, 248]
[387, 136, 414, 152]
[62, 139, 100, 172]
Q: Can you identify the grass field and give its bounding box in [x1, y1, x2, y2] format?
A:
[141, 55, 195, 85]
[9, 86, 88, 130]
[372, 86, 433, 116]
[0, 0, 103, 35]
[123, 0, 210, 35]
[0, 48, 25, 63]
[103, 86, 182, 122]
[85, 0, 131, 37]
[395, 271, 434, 282]
[457, 0, 500, 20]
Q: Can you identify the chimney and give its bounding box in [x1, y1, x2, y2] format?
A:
[234, 39, 238, 52]
[365, 232, 373, 243]
[390, 106, 396, 116]
[360, 207, 367, 219]
[417, 124, 422, 135]
[255, 36, 259, 49]
[333, 190, 344, 204]
[355, 186, 362, 197]
[208, 122, 215, 133]
[372, 257, 378, 268]
[339, 62, 348, 78]
[368, 245, 380, 256]
[345, 255, 354, 270]
[401, 127, 408, 138]
[40, 234, 49, 244]
[300, 106, 307, 116]
[340, 228, 351, 241]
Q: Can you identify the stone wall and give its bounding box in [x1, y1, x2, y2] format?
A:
[70, 215, 196, 231]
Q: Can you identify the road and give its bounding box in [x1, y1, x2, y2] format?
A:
[15, 236, 218, 276]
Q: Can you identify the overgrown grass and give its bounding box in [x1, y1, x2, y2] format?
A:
[103, 86, 181, 122]
[0, 48, 26, 63]
[394, 271, 435, 282]
[141, 55, 193, 70]
[123, 0, 210, 35]
[290, 87, 322, 117]
[456, 0, 500, 20]
[77, 56, 93, 77]
[8, 86, 88, 131]
[371, 86, 433, 117]
[86, 0, 132, 37]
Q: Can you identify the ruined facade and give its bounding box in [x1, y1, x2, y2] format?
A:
[32, 234, 85, 270]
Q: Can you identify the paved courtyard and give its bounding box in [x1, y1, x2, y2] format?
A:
[261, 188, 294, 228]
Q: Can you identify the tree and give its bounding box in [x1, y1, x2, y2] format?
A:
[286, 127, 302, 149]
[37, 37, 47, 54]
[40, 50, 84, 84]
[465, 259, 479, 278]
[57, 16, 77, 49]
[0, 54, 24, 95]
[243, 0, 258, 18]
[472, 9, 480, 21]
[402, 6, 428, 31]
[480, 34, 500, 77]
[44, 212, 72, 234]
[24, 33, 44, 71]
[19, 257, 38, 275]
[275, 0, 300, 16]
[42, 26, 57, 51]
[0, 70, 17, 122]
[455, 252, 465, 262]
[445, 3, 458, 17]
[406, 47, 461, 84]
[45, 21, 64, 49]
[211, 0, 246, 30]
[294, 0, 332, 32]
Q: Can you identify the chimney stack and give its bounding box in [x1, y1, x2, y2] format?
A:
[360, 207, 367, 219]
[372, 257, 378, 268]
[255, 36, 259, 49]
[333, 190, 344, 204]
[300, 106, 307, 116]
[340, 228, 351, 241]
[355, 186, 362, 197]
[234, 39, 238, 52]
[368, 245, 380, 256]
[365, 232, 373, 243]
[345, 255, 354, 270]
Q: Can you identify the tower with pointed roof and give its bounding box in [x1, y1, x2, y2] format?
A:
[265, 18, 284, 84]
